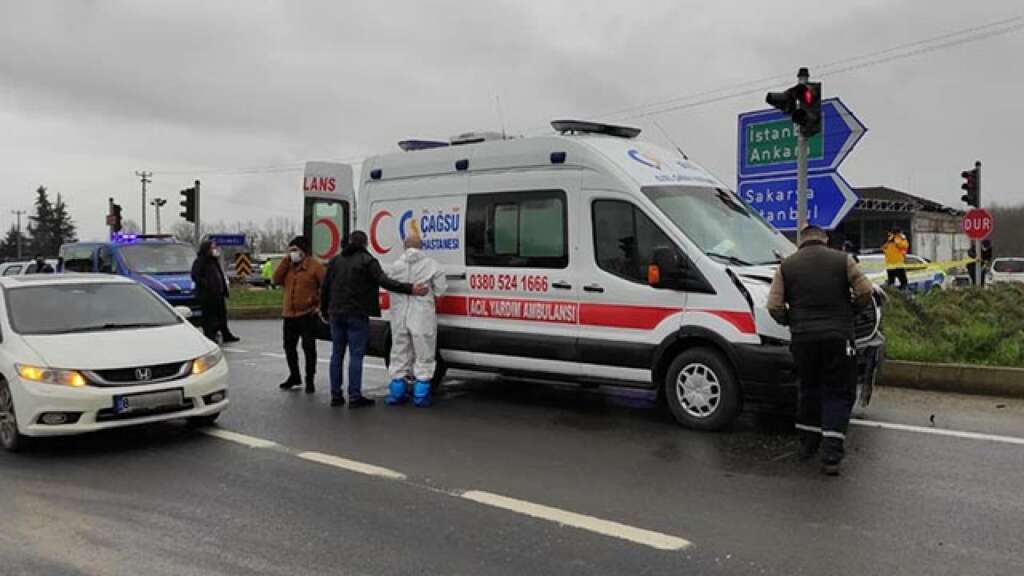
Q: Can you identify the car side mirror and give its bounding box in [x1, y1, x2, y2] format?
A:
[173, 306, 193, 319]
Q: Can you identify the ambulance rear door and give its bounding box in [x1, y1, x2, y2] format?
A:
[302, 162, 354, 263]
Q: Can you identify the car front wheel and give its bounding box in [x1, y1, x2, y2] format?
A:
[0, 378, 28, 452]
[664, 348, 741, 431]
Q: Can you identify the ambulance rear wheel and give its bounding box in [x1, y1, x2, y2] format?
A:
[664, 348, 740, 431]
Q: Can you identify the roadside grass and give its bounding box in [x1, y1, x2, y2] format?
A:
[228, 287, 283, 309]
[883, 283, 1024, 367]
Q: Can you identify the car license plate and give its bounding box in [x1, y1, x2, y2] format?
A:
[114, 389, 184, 415]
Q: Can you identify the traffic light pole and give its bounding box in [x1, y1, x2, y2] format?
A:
[795, 70, 810, 242]
[974, 161, 982, 287]
[797, 131, 809, 238]
[194, 180, 201, 246]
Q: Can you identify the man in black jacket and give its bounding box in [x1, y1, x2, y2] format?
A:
[767, 225, 874, 476]
[320, 231, 427, 408]
[191, 239, 240, 344]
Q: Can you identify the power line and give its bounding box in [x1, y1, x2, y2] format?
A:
[593, 15, 1023, 123]
[613, 18, 1024, 121]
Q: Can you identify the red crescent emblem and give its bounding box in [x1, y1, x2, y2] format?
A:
[370, 210, 392, 254]
[314, 217, 341, 260]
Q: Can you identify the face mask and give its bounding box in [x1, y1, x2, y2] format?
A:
[211, 249, 221, 258]
[289, 251, 303, 263]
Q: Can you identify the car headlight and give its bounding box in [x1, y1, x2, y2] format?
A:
[16, 364, 87, 387]
[192, 348, 224, 375]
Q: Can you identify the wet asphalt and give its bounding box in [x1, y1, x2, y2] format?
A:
[3, 319, 1023, 575]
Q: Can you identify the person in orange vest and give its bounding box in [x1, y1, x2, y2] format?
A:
[882, 226, 910, 289]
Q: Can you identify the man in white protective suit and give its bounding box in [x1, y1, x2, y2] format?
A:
[384, 233, 447, 407]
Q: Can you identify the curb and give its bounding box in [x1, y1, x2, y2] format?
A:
[227, 307, 280, 321]
[881, 360, 1024, 399]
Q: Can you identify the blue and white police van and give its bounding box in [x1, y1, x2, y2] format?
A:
[58, 235, 201, 318]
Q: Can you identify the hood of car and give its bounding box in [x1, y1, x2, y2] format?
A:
[20, 323, 212, 370]
[135, 273, 196, 294]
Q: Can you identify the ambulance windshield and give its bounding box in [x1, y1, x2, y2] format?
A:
[643, 185, 795, 266]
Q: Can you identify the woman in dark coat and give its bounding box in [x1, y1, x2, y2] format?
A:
[191, 239, 240, 343]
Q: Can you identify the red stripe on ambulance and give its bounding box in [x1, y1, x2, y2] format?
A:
[380, 293, 754, 334]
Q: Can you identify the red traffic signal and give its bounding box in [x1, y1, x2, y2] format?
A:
[765, 82, 821, 137]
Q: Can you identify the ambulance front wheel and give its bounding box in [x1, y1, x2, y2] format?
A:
[664, 348, 740, 431]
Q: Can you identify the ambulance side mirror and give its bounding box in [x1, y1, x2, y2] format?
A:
[649, 247, 686, 289]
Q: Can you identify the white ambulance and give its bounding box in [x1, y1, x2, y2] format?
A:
[302, 121, 884, 430]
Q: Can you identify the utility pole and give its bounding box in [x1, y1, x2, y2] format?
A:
[135, 170, 152, 234]
[10, 209, 25, 259]
[795, 67, 810, 238]
[150, 197, 167, 234]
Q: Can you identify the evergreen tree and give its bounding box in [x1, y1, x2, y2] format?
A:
[52, 193, 77, 250]
[0, 225, 30, 260]
[27, 186, 55, 257]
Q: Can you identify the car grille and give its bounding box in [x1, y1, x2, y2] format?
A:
[88, 361, 190, 387]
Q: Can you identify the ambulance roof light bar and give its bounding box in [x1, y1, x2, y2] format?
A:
[551, 120, 641, 139]
[449, 131, 505, 146]
[398, 140, 450, 152]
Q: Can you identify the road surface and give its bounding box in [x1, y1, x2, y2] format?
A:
[3, 320, 1023, 575]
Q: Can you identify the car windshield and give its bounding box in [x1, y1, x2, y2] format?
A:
[993, 259, 1024, 273]
[5, 283, 181, 335]
[642, 185, 796, 266]
[120, 243, 195, 274]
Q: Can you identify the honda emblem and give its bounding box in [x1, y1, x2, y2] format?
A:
[134, 367, 153, 381]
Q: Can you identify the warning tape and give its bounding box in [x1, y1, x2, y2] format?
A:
[880, 258, 976, 273]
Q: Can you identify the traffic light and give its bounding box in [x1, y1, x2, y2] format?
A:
[765, 82, 822, 137]
[794, 82, 821, 137]
[111, 203, 123, 233]
[961, 167, 979, 207]
[180, 186, 197, 223]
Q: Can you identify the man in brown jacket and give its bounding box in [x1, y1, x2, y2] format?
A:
[768, 225, 874, 476]
[274, 236, 326, 393]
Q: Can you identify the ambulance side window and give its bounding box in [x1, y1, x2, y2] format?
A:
[593, 200, 683, 285]
[466, 190, 567, 269]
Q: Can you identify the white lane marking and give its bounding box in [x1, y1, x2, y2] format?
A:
[260, 352, 287, 359]
[297, 451, 407, 481]
[201, 428, 278, 449]
[222, 347, 250, 353]
[852, 419, 1024, 446]
[460, 490, 692, 551]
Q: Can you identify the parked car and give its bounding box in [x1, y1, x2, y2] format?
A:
[989, 257, 1024, 284]
[857, 253, 947, 292]
[1, 259, 59, 276]
[0, 274, 229, 452]
[0, 261, 28, 276]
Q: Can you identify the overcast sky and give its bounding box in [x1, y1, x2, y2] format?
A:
[1, 0, 1021, 240]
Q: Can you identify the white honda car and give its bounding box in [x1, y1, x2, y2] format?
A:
[0, 274, 228, 452]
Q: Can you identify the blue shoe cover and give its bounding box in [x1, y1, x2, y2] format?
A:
[386, 378, 408, 405]
[413, 380, 432, 407]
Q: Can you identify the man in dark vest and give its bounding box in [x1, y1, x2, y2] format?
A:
[768, 225, 874, 476]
